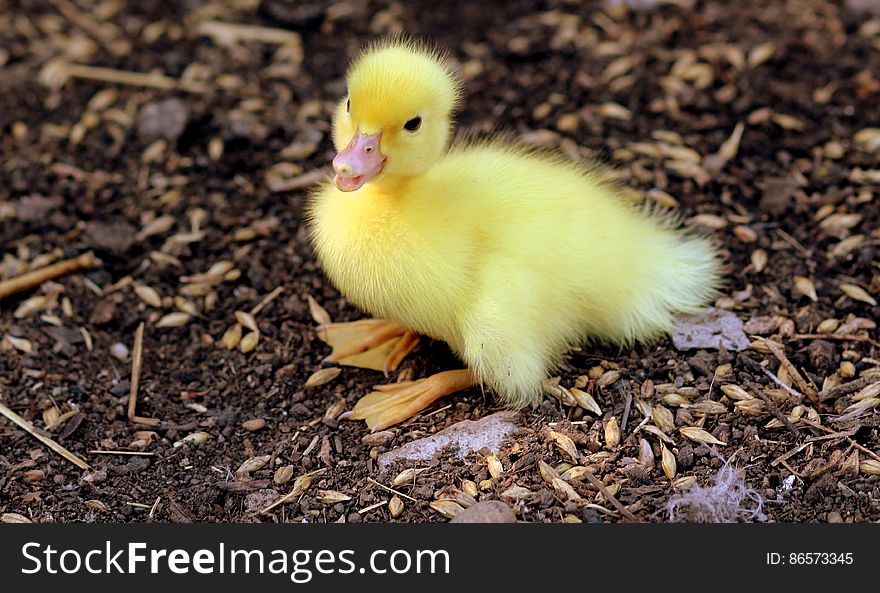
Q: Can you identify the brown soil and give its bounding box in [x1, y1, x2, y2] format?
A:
[1, 0, 879, 524]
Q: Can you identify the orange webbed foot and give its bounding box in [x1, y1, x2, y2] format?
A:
[343, 369, 475, 431]
[316, 318, 419, 376]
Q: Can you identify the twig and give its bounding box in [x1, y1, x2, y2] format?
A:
[366, 477, 418, 503]
[579, 468, 639, 522]
[89, 450, 155, 456]
[763, 339, 818, 403]
[128, 322, 160, 426]
[215, 479, 272, 492]
[742, 356, 804, 402]
[49, 0, 126, 54]
[799, 418, 880, 463]
[817, 376, 875, 402]
[358, 500, 389, 515]
[744, 380, 800, 438]
[198, 21, 301, 46]
[619, 380, 633, 434]
[149, 497, 162, 520]
[258, 468, 327, 514]
[268, 169, 327, 192]
[775, 229, 809, 257]
[250, 286, 284, 316]
[0, 252, 101, 300]
[770, 442, 810, 468]
[792, 333, 873, 343]
[52, 62, 207, 93]
[0, 401, 90, 470]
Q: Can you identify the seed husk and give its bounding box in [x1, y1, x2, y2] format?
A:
[221, 323, 243, 349]
[501, 485, 534, 501]
[14, 295, 48, 318]
[841, 451, 859, 477]
[859, 459, 880, 476]
[840, 284, 877, 306]
[652, 405, 676, 433]
[173, 431, 211, 448]
[274, 465, 294, 485]
[853, 127, 880, 153]
[638, 438, 655, 469]
[322, 399, 346, 424]
[853, 382, 880, 401]
[597, 370, 621, 387]
[1, 513, 32, 524]
[687, 400, 729, 415]
[304, 367, 340, 388]
[570, 387, 602, 414]
[136, 215, 176, 241]
[817, 318, 840, 334]
[461, 479, 479, 498]
[156, 312, 191, 328]
[793, 276, 818, 302]
[542, 377, 577, 406]
[236, 455, 271, 475]
[392, 467, 428, 486]
[735, 398, 768, 416]
[841, 397, 879, 417]
[551, 477, 583, 502]
[660, 443, 677, 479]
[596, 102, 632, 120]
[751, 249, 768, 273]
[604, 416, 620, 448]
[680, 427, 726, 446]
[640, 424, 676, 444]
[317, 490, 352, 504]
[239, 331, 260, 353]
[430, 500, 464, 519]
[133, 284, 161, 308]
[537, 459, 561, 485]
[307, 295, 331, 325]
[486, 453, 503, 479]
[6, 335, 33, 353]
[721, 384, 752, 401]
[662, 393, 691, 407]
[559, 465, 592, 482]
[174, 296, 197, 315]
[672, 476, 697, 490]
[549, 431, 579, 462]
[839, 361, 856, 378]
[234, 310, 259, 333]
[388, 495, 404, 517]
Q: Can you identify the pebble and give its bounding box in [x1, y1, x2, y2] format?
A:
[671, 307, 750, 351]
[137, 98, 189, 141]
[110, 343, 129, 361]
[378, 411, 520, 469]
[242, 418, 266, 432]
[449, 500, 516, 523]
[244, 490, 279, 514]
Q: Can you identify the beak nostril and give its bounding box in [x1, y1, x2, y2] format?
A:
[365, 146, 373, 153]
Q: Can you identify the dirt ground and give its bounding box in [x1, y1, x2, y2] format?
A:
[1, 0, 879, 524]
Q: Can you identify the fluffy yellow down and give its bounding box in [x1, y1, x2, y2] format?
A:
[309, 39, 722, 408]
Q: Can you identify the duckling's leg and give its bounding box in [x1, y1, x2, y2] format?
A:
[345, 369, 475, 431]
[317, 319, 419, 375]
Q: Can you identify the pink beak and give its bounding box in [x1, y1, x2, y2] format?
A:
[333, 131, 385, 192]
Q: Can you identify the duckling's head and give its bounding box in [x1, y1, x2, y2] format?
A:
[331, 39, 462, 192]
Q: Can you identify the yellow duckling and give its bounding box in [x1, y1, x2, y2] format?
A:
[308, 39, 722, 431]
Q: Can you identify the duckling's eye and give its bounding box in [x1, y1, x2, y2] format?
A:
[346, 98, 350, 113]
[403, 116, 422, 132]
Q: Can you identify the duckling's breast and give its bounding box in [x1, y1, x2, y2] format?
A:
[308, 185, 468, 343]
